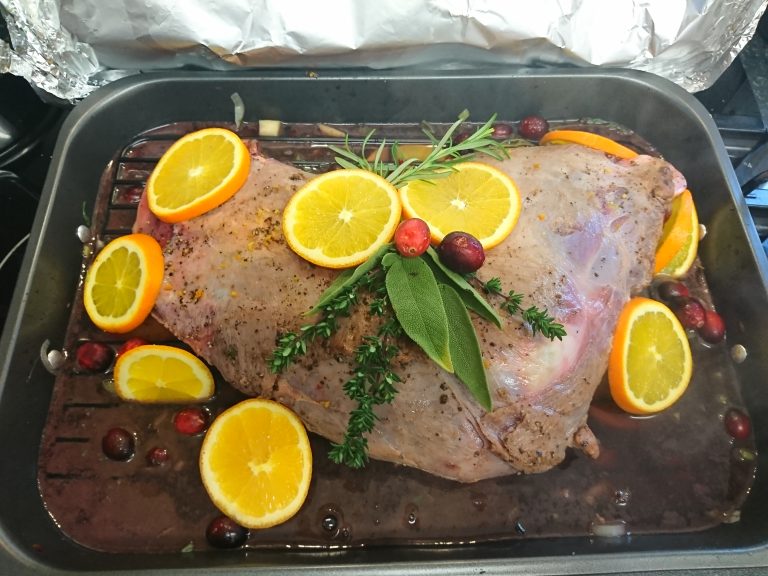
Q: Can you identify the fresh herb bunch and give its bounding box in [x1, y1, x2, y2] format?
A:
[329, 110, 508, 187]
[480, 276, 567, 341]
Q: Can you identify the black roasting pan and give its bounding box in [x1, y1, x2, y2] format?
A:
[2, 69, 768, 575]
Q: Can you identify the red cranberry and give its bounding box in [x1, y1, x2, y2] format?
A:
[518, 115, 550, 140]
[394, 218, 431, 257]
[174, 407, 210, 435]
[76, 342, 114, 372]
[118, 338, 149, 355]
[145, 446, 169, 466]
[724, 408, 751, 440]
[656, 281, 689, 302]
[102, 428, 135, 461]
[437, 231, 485, 274]
[206, 515, 248, 549]
[670, 297, 706, 330]
[699, 309, 725, 344]
[491, 123, 514, 139]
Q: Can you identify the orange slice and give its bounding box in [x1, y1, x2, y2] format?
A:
[539, 130, 638, 159]
[83, 233, 164, 333]
[114, 345, 214, 403]
[282, 168, 401, 268]
[608, 297, 692, 415]
[654, 189, 699, 278]
[398, 162, 521, 248]
[199, 399, 312, 529]
[147, 127, 251, 223]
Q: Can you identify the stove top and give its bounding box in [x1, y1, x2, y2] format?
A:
[0, 74, 67, 331]
[2, 30, 768, 334]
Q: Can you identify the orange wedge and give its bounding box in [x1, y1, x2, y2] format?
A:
[282, 168, 401, 268]
[608, 297, 692, 415]
[114, 345, 215, 403]
[83, 233, 164, 333]
[654, 189, 699, 278]
[539, 130, 638, 159]
[398, 162, 521, 249]
[147, 127, 251, 223]
[199, 399, 312, 529]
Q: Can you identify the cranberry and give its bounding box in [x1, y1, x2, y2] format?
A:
[518, 115, 550, 141]
[491, 123, 514, 139]
[394, 218, 431, 257]
[206, 515, 248, 549]
[76, 342, 114, 372]
[118, 338, 149, 355]
[670, 297, 706, 330]
[452, 131, 470, 146]
[656, 281, 689, 302]
[438, 231, 485, 274]
[699, 309, 726, 344]
[724, 408, 751, 440]
[174, 407, 210, 435]
[145, 446, 169, 466]
[102, 428, 135, 461]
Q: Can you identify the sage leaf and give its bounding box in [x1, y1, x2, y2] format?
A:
[306, 243, 393, 315]
[423, 247, 502, 328]
[385, 255, 453, 373]
[438, 283, 492, 411]
[381, 252, 399, 269]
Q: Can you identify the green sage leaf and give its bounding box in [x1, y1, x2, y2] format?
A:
[438, 283, 492, 411]
[306, 243, 393, 315]
[423, 247, 502, 328]
[384, 255, 453, 373]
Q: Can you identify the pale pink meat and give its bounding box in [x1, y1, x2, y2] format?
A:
[134, 144, 680, 482]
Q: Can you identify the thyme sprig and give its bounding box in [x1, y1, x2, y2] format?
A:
[480, 276, 567, 341]
[269, 285, 359, 373]
[269, 264, 404, 469]
[329, 313, 403, 469]
[329, 110, 508, 187]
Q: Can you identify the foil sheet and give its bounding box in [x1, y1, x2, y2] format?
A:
[1, 0, 767, 102]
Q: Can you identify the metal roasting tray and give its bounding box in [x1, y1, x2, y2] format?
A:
[2, 69, 768, 575]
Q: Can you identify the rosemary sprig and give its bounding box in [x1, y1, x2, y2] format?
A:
[328, 110, 508, 188]
[480, 276, 566, 341]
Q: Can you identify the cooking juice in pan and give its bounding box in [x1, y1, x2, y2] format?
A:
[37, 120, 756, 553]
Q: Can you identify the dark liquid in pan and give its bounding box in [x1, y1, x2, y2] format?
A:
[37, 121, 755, 553]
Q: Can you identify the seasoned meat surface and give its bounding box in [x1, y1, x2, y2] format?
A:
[134, 144, 681, 482]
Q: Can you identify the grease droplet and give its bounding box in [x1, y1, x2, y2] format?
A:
[321, 515, 338, 532]
[404, 503, 419, 528]
[614, 489, 631, 507]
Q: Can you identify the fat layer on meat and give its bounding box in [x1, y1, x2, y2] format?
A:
[133, 143, 681, 482]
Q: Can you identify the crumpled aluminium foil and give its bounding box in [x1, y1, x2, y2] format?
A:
[0, 0, 100, 100]
[1, 0, 766, 102]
